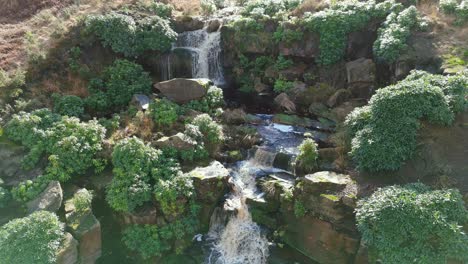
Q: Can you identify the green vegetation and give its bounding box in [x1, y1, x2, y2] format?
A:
[273, 78, 294, 93]
[274, 24, 304, 44]
[187, 114, 224, 155]
[303, 0, 402, 65]
[184, 85, 225, 115]
[11, 175, 49, 202]
[440, 0, 468, 24]
[0, 211, 64, 264]
[241, 0, 302, 18]
[5, 109, 106, 182]
[86, 59, 152, 111]
[85, 9, 177, 57]
[106, 137, 161, 212]
[294, 200, 306, 218]
[149, 98, 180, 127]
[346, 71, 467, 171]
[374, 6, 423, 63]
[52, 94, 85, 117]
[72, 189, 94, 214]
[154, 175, 194, 219]
[356, 183, 468, 263]
[295, 138, 318, 174]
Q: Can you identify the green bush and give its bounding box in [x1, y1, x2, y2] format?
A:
[85, 11, 177, 57]
[187, 114, 224, 155]
[373, 6, 422, 63]
[440, 0, 468, 24]
[52, 94, 85, 117]
[123, 225, 171, 259]
[106, 137, 182, 212]
[303, 0, 400, 65]
[130, 1, 173, 18]
[5, 110, 106, 182]
[346, 71, 467, 171]
[154, 175, 194, 219]
[295, 138, 318, 173]
[274, 25, 304, 44]
[356, 183, 468, 263]
[149, 98, 180, 127]
[273, 78, 294, 93]
[107, 137, 159, 212]
[0, 211, 64, 264]
[11, 175, 50, 202]
[241, 0, 302, 18]
[103, 59, 152, 108]
[184, 85, 224, 115]
[72, 189, 93, 214]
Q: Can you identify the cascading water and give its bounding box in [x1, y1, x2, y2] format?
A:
[207, 161, 270, 264]
[170, 24, 226, 86]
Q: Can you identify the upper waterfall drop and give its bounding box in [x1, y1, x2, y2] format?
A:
[171, 23, 226, 86]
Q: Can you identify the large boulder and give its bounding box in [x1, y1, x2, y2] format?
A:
[283, 215, 359, 264]
[172, 16, 204, 33]
[26, 181, 63, 214]
[274, 93, 296, 113]
[346, 58, 376, 98]
[154, 78, 210, 104]
[188, 161, 230, 231]
[154, 133, 195, 151]
[278, 23, 320, 58]
[57, 232, 79, 264]
[302, 171, 353, 194]
[65, 190, 102, 264]
[0, 141, 43, 186]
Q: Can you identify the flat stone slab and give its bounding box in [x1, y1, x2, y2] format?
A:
[303, 171, 353, 193]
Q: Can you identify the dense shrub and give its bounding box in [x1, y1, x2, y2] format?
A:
[440, 0, 468, 24]
[346, 71, 467, 171]
[85, 11, 177, 57]
[107, 137, 182, 212]
[295, 138, 318, 173]
[149, 98, 180, 127]
[72, 189, 94, 214]
[241, 0, 302, 18]
[154, 175, 194, 219]
[123, 214, 199, 258]
[107, 137, 160, 212]
[5, 110, 106, 182]
[184, 85, 224, 115]
[356, 183, 468, 263]
[303, 0, 400, 65]
[187, 114, 224, 155]
[52, 94, 85, 117]
[11, 175, 49, 202]
[373, 6, 423, 63]
[129, 1, 173, 18]
[0, 211, 64, 264]
[273, 78, 294, 93]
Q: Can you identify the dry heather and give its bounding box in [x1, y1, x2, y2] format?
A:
[0, 0, 201, 72]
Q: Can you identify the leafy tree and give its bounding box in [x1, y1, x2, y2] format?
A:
[356, 183, 468, 263]
[0, 211, 64, 264]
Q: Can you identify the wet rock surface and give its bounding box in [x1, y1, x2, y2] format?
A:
[26, 180, 63, 214]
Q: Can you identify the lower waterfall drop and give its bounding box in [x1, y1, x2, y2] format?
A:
[207, 161, 269, 264]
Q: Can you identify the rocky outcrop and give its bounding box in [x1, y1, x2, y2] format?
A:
[278, 23, 319, 58]
[346, 58, 376, 98]
[26, 180, 63, 214]
[188, 161, 230, 231]
[154, 78, 210, 104]
[120, 206, 158, 225]
[57, 232, 79, 264]
[282, 215, 359, 264]
[327, 89, 351, 108]
[222, 108, 247, 125]
[154, 133, 195, 150]
[65, 190, 102, 264]
[0, 141, 43, 187]
[173, 16, 204, 33]
[274, 93, 296, 113]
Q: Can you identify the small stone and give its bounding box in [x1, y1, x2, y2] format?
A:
[327, 89, 351, 108]
[131, 94, 150, 111]
[274, 93, 296, 113]
[154, 133, 195, 150]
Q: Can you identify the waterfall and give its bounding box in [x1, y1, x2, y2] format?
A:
[172, 25, 225, 86]
[207, 161, 270, 264]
